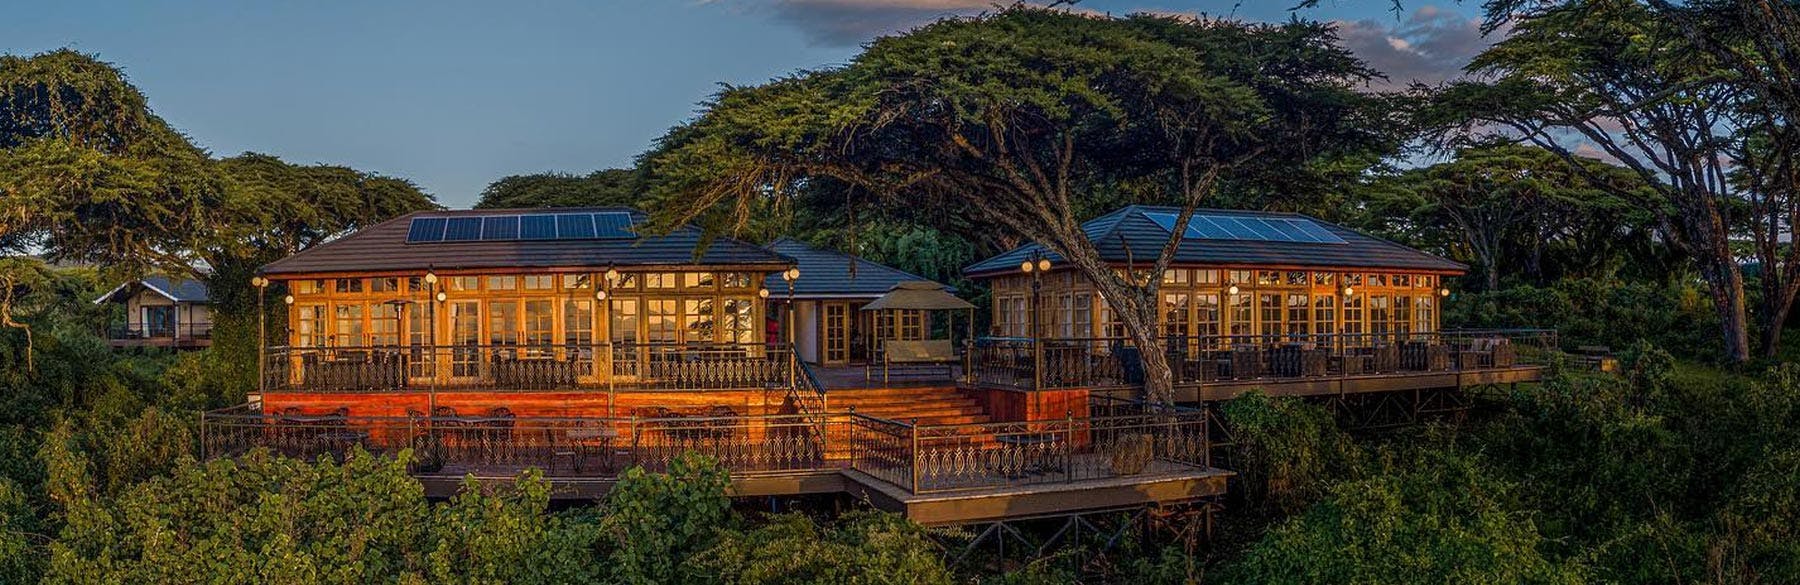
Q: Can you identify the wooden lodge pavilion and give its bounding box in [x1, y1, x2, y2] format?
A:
[203, 205, 1551, 526]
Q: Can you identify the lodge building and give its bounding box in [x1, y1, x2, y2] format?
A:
[201, 204, 1551, 526]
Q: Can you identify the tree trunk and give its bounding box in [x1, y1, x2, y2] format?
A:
[1758, 277, 1798, 358]
[1695, 245, 1752, 363]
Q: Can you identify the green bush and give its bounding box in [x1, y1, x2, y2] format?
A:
[1218, 391, 1362, 514]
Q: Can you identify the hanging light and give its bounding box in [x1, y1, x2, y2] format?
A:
[757, 288, 770, 299]
[423, 270, 438, 285]
[783, 267, 801, 282]
[1343, 286, 1355, 297]
[251, 276, 269, 288]
[604, 264, 619, 283]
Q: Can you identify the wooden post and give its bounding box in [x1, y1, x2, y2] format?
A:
[1064, 410, 1074, 483]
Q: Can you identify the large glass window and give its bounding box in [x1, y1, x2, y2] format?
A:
[524, 299, 554, 350]
[370, 303, 400, 346]
[684, 299, 716, 342]
[334, 304, 363, 346]
[1286, 293, 1310, 339]
[1163, 293, 1192, 340]
[1393, 295, 1413, 336]
[1195, 293, 1221, 344]
[297, 305, 326, 347]
[1258, 293, 1284, 338]
[335, 279, 364, 294]
[1369, 295, 1392, 337]
[683, 272, 716, 289]
[1228, 294, 1254, 338]
[565, 300, 594, 346]
[609, 299, 640, 344]
[488, 301, 519, 346]
[646, 300, 678, 343]
[1414, 296, 1435, 334]
[1313, 295, 1337, 339]
[899, 310, 924, 340]
[723, 299, 755, 344]
[1343, 295, 1365, 337]
[1073, 294, 1094, 338]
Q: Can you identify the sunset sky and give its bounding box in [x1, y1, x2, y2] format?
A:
[2, 1, 1500, 207]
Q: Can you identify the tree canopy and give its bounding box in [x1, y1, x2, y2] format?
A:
[474, 168, 642, 210]
[643, 8, 1397, 403]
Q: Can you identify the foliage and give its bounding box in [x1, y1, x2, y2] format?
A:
[1363, 145, 1667, 291]
[1443, 277, 1716, 356]
[694, 511, 952, 585]
[474, 168, 642, 210]
[1218, 392, 1361, 514]
[1221, 444, 1584, 585]
[599, 451, 733, 583]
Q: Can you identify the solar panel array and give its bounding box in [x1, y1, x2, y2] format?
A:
[1143, 211, 1347, 245]
[406, 212, 636, 243]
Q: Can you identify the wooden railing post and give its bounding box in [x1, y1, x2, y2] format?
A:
[1064, 410, 1074, 483]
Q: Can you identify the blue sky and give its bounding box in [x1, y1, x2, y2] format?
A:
[2, 1, 1495, 208]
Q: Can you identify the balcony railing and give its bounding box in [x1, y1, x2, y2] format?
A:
[261, 342, 793, 393]
[200, 397, 1214, 496]
[201, 404, 841, 477]
[107, 323, 213, 341]
[968, 329, 1559, 391]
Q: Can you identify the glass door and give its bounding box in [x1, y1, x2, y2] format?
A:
[823, 303, 849, 366]
[449, 301, 482, 381]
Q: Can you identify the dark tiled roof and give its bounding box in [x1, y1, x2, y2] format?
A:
[764, 238, 950, 299]
[95, 276, 210, 304]
[260, 208, 791, 276]
[965, 205, 1466, 276]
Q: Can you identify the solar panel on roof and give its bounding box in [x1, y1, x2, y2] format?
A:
[444, 217, 483, 241]
[406, 217, 447, 243]
[557, 214, 596, 239]
[482, 216, 519, 240]
[594, 211, 635, 238]
[1143, 211, 1347, 245]
[403, 211, 641, 244]
[520, 215, 557, 240]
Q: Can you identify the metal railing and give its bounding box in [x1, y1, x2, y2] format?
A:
[201, 405, 845, 477]
[847, 399, 1211, 494]
[968, 329, 1559, 391]
[202, 398, 1214, 496]
[106, 323, 213, 341]
[260, 342, 794, 393]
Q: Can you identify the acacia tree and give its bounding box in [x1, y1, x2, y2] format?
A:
[1371, 145, 1658, 291]
[474, 168, 642, 210]
[643, 9, 1387, 404]
[1427, 0, 1787, 362]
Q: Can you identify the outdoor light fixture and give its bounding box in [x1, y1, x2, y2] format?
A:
[1438, 287, 1451, 297]
[283, 294, 295, 305]
[423, 270, 438, 285]
[1228, 285, 1240, 295]
[757, 288, 770, 299]
[1035, 258, 1051, 272]
[1020, 260, 1034, 273]
[595, 289, 608, 301]
[1343, 286, 1355, 297]
[435, 292, 447, 302]
[251, 276, 269, 288]
[604, 264, 619, 284]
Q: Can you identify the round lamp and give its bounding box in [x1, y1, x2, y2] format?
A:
[757, 288, 770, 299]
[1227, 285, 1240, 295]
[1019, 260, 1034, 273]
[1343, 286, 1355, 297]
[282, 294, 295, 305]
[1438, 287, 1451, 297]
[423, 271, 438, 285]
[595, 289, 608, 301]
[434, 292, 447, 302]
[1035, 258, 1052, 272]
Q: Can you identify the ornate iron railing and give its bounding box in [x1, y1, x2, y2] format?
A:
[260, 342, 793, 393]
[968, 329, 1559, 391]
[106, 323, 213, 341]
[200, 405, 842, 477]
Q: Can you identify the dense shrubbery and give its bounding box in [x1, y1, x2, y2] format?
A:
[1443, 277, 1716, 356]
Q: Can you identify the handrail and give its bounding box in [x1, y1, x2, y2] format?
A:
[968, 329, 1560, 391]
[787, 357, 830, 452]
[261, 342, 795, 393]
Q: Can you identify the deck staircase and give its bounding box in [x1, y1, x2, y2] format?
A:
[829, 386, 992, 426]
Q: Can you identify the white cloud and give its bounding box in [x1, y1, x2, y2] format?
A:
[1331, 6, 1499, 89]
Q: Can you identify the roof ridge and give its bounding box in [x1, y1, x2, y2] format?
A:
[772, 238, 936, 283]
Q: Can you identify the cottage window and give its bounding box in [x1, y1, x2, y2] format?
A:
[609, 299, 640, 344]
[1313, 295, 1337, 338]
[563, 274, 593, 290]
[1257, 271, 1282, 286]
[334, 304, 364, 346]
[370, 277, 399, 293]
[296, 305, 326, 347]
[524, 300, 554, 350]
[1313, 272, 1335, 286]
[523, 275, 555, 290]
[1228, 294, 1254, 337]
[487, 276, 517, 291]
[645, 300, 678, 343]
[295, 280, 326, 295]
[1227, 270, 1254, 285]
[1286, 293, 1310, 339]
[564, 300, 594, 346]
[1258, 293, 1283, 338]
[1342, 295, 1365, 338]
[449, 276, 480, 292]
[721, 272, 754, 289]
[1162, 293, 1191, 340]
[335, 279, 364, 294]
[684, 272, 715, 289]
[488, 302, 519, 346]
[723, 299, 756, 344]
[899, 310, 924, 340]
[1162, 269, 1189, 286]
[1072, 294, 1094, 338]
[683, 299, 715, 341]
[370, 303, 400, 346]
[1195, 269, 1220, 285]
[1368, 295, 1391, 337]
[1286, 271, 1309, 286]
[1414, 296, 1435, 333]
[645, 273, 676, 289]
[1391, 274, 1412, 288]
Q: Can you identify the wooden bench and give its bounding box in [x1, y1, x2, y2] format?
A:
[869, 339, 957, 383]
